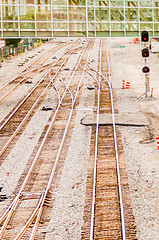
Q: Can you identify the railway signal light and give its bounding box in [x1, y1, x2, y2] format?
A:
[142, 48, 149, 57]
[142, 66, 150, 73]
[141, 31, 149, 42]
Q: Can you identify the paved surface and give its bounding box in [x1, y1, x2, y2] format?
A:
[81, 113, 149, 126]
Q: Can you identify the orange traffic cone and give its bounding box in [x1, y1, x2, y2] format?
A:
[156, 136, 159, 149]
[126, 82, 130, 89]
[122, 80, 125, 89]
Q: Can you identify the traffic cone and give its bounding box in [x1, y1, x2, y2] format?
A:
[151, 88, 153, 97]
[156, 136, 159, 149]
[122, 80, 125, 89]
[126, 82, 130, 89]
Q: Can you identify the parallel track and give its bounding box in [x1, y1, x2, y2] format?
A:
[0, 39, 81, 160]
[0, 38, 137, 240]
[81, 39, 137, 240]
[0, 39, 94, 239]
[0, 40, 70, 101]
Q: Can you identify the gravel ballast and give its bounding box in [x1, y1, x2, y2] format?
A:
[108, 38, 159, 240]
[0, 38, 158, 239]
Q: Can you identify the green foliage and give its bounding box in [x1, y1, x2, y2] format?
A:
[5, 39, 21, 47]
[72, 0, 86, 5]
[37, 39, 42, 44]
[20, 9, 35, 21]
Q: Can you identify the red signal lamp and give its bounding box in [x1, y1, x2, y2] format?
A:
[141, 31, 149, 42]
[142, 66, 150, 73]
[142, 48, 149, 57]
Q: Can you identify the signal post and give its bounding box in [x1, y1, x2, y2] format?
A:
[141, 31, 150, 98]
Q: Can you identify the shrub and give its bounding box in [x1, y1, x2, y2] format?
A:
[5, 39, 21, 47]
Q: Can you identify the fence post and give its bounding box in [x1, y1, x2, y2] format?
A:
[8, 47, 10, 57]
[0, 48, 1, 61]
[2, 47, 3, 62]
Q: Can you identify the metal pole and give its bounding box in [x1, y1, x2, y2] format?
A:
[144, 57, 147, 98]
[28, 38, 31, 48]
[1, 47, 3, 62]
[145, 74, 147, 98]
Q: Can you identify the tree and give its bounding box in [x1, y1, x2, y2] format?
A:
[5, 39, 21, 47]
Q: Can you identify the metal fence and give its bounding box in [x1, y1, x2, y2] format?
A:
[1, 1, 159, 38]
[0, 39, 42, 61]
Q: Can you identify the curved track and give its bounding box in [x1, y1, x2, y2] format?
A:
[0, 39, 94, 239]
[0, 40, 71, 101]
[0, 39, 81, 159]
[81, 39, 137, 240]
[0, 38, 137, 240]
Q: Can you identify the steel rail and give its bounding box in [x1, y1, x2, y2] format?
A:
[0, 57, 63, 156]
[106, 50, 126, 240]
[58, 72, 73, 102]
[29, 39, 93, 240]
[0, 43, 79, 218]
[81, 53, 126, 239]
[0, 41, 83, 132]
[16, 39, 82, 78]
[0, 41, 90, 238]
[13, 193, 45, 240]
[0, 44, 83, 131]
[0, 40, 83, 103]
[0, 42, 83, 224]
[0, 63, 55, 131]
[0, 78, 61, 230]
[0, 42, 83, 157]
[50, 81, 61, 107]
[0, 41, 70, 93]
[0, 43, 72, 102]
[0, 57, 65, 226]
[0, 48, 49, 92]
[14, 46, 83, 239]
[13, 40, 91, 240]
[89, 39, 102, 240]
[14, 78, 62, 240]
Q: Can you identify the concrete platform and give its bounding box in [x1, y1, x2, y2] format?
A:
[80, 113, 149, 126]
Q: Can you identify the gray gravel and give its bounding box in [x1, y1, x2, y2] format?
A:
[108, 38, 159, 240]
[0, 38, 159, 240]
[45, 38, 99, 239]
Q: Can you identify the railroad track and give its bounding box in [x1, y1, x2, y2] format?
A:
[0, 38, 94, 239]
[81, 39, 137, 240]
[0, 40, 75, 103]
[0, 39, 82, 161]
